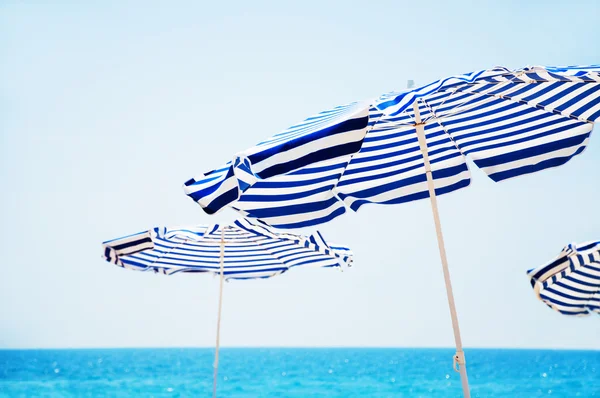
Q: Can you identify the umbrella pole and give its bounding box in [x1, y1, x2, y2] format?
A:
[413, 101, 471, 398]
[213, 227, 226, 398]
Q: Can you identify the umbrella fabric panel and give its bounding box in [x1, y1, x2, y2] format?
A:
[339, 66, 599, 210]
[336, 104, 471, 211]
[232, 158, 350, 229]
[444, 79, 595, 181]
[527, 241, 600, 316]
[182, 101, 371, 215]
[102, 219, 352, 279]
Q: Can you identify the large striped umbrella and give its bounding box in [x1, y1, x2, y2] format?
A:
[527, 240, 600, 316]
[183, 65, 600, 397]
[218, 66, 600, 229]
[102, 217, 352, 397]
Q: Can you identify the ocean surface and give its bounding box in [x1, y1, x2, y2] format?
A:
[1, 348, 598, 397]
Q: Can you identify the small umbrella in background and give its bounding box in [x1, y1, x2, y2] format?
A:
[102, 218, 352, 398]
[527, 240, 600, 316]
[183, 65, 600, 398]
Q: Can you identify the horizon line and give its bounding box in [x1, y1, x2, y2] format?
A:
[1, 346, 598, 351]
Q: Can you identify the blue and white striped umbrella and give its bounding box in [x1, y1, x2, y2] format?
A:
[102, 218, 352, 280]
[527, 241, 600, 316]
[181, 65, 600, 398]
[182, 101, 370, 215]
[102, 217, 352, 397]
[198, 65, 600, 229]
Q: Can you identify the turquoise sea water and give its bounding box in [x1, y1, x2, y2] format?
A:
[1, 348, 598, 397]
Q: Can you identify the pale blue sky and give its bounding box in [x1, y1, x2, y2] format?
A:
[1, 1, 599, 350]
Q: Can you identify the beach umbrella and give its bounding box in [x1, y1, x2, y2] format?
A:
[527, 240, 600, 316]
[182, 65, 600, 397]
[102, 217, 352, 398]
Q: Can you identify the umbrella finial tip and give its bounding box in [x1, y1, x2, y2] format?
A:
[407, 79, 415, 89]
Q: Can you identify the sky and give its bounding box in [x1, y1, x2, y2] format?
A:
[1, 0, 599, 350]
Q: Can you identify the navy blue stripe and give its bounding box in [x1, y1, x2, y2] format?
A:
[251, 173, 340, 189]
[272, 206, 347, 229]
[476, 132, 589, 168]
[249, 116, 368, 167]
[257, 140, 364, 179]
[241, 196, 341, 218]
[202, 187, 239, 215]
[571, 93, 600, 120]
[347, 178, 470, 212]
[111, 236, 152, 251]
[553, 85, 600, 113]
[239, 184, 335, 203]
[488, 144, 587, 182]
[460, 119, 580, 152]
[342, 163, 469, 201]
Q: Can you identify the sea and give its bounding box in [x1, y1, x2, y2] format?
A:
[1, 348, 598, 397]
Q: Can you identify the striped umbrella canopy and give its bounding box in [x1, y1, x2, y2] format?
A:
[102, 217, 352, 397]
[182, 65, 600, 397]
[102, 218, 351, 279]
[527, 241, 600, 316]
[213, 65, 600, 229]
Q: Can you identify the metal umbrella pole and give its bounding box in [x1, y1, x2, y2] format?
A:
[413, 100, 471, 398]
[213, 226, 226, 398]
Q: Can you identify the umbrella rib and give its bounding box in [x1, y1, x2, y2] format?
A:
[425, 87, 462, 120]
[328, 106, 393, 210]
[147, 236, 194, 272]
[244, 238, 294, 277]
[420, 97, 466, 157]
[229, 222, 291, 274]
[452, 84, 597, 124]
[424, 89, 497, 122]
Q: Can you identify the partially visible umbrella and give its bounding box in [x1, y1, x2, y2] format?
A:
[527, 240, 600, 316]
[182, 65, 600, 398]
[102, 218, 352, 397]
